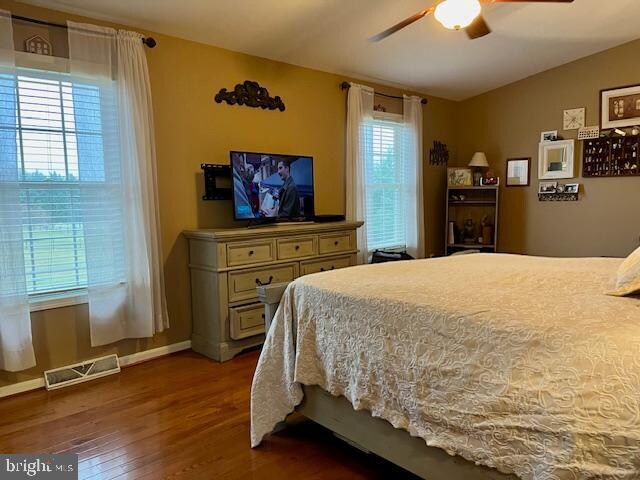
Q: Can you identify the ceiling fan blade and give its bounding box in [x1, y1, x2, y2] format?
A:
[369, 7, 434, 42]
[465, 14, 492, 39]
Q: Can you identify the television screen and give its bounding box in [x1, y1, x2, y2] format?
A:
[230, 151, 314, 220]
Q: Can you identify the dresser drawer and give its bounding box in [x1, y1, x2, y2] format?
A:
[318, 232, 353, 255]
[229, 303, 265, 340]
[277, 236, 317, 260]
[300, 255, 353, 276]
[228, 263, 298, 303]
[227, 240, 275, 267]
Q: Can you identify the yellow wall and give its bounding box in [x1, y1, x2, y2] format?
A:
[8, 0, 640, 386]
[7, 1, 637, 389]
[457, 39, 640, 258]
[0, 0, 458, 386]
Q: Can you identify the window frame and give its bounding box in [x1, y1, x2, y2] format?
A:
[29, 289, 88, 312]
[11, 53, 91, 310]
[363, 111, 408, 253]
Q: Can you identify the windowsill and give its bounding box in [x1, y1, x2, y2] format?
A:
[29, 289, 88, 313]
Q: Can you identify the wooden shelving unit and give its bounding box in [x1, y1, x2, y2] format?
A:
[445, 185, 499, 256]
[449, 200, 496, 205]
[582, 136, 640, 177]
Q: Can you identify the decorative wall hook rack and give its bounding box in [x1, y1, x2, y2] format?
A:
[214, 80, 285, 111]
[537, 193, 578, 202]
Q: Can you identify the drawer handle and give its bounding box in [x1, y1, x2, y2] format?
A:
[248, 250, 255, 256]
[261, 313, 265, 320]
[320, 266, 336, 272]
[334, 241, 339, 246]
[255, 275, 274, 287]
[295, 245, 300, 251]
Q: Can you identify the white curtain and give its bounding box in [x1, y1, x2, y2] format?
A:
[403, 95, 425, 258]
[68, 22, 169, 346]
[0, 9, 36, 371]
[116, 30, 169, 340]
[345, 82, 374, 264]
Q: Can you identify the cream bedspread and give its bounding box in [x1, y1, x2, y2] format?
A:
[250, 254, 640, 479]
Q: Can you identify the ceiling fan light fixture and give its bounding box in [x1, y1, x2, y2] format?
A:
[434, 0, 482, 30]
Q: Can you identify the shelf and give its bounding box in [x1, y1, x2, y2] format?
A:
[582, 136, 640, 178]
[445, 183, 498, 256]
[538, 192, 578, 202]
[447, 244, 495, 249]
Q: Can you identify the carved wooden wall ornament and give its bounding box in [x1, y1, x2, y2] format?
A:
[214, 81, 285, 111]
[429, 140, 449, 165]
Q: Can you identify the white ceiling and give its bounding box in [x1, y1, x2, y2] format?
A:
[19, 0, 640, 100]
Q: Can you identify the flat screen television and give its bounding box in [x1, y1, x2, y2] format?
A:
[230, 151, 314, 221]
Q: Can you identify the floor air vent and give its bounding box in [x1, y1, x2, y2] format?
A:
[44, 354, 121, 390]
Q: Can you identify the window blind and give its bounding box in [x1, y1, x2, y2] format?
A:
[362, 116, 407, 251]
[0, 68, 120, 295]
[15, 72, 86, 294]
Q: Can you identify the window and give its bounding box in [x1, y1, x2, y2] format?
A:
[362, 114, 408, 251]
[3, 68, 108, 296]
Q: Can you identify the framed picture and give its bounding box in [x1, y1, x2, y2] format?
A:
[538, 139, 575, 180]
[564, 183, 579, 194]
[505, 158, 530, 187]
[563, 108, 585, 130]
[600, 84, 640, 129]
[538, 181, 557, 194]
[447, 168, 473, 187]
[540, 130, 558, 142]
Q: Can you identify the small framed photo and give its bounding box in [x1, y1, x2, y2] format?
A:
[538, 181, 557, 194]
[505, 157, 530, 187]
[541, 130, 558, 142]
[564, 183, 579, 194]
[447, 167, 473, 187]
[600, 84, 640, 129]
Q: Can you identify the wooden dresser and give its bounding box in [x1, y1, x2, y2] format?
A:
[184, 221, 363, 361]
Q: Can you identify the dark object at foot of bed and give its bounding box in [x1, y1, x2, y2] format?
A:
[371, 249, 415, 263]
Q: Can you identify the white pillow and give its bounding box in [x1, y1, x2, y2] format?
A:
[608, 246, 640, 297]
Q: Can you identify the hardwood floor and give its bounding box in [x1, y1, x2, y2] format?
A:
[0, 349, 417, 479]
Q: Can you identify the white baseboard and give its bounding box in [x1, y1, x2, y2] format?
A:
[0, 340, 192, 399]
[118, 340, 192, 367]
[0, 378, 46, 399]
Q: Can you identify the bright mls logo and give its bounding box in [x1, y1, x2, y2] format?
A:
[5, 458, 51, 476]
[0, 455, 77, 480]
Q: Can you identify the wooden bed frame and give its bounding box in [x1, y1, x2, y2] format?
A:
[257, 283, 518, 480]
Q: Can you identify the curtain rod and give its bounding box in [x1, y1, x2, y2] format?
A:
[11, 14, 157, 48]
[340, 81, 427, 105]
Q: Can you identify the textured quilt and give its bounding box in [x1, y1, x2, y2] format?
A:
[250, 254, 640, 479]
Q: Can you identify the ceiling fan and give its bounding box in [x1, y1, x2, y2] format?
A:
[370, 0, 574, 42]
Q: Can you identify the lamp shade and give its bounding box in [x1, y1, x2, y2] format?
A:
[469, 152, 489, 168]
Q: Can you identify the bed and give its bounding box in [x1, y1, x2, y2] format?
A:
[250, 253, 640, 479]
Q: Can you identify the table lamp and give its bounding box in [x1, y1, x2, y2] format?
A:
[469, 152, 489, 186]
